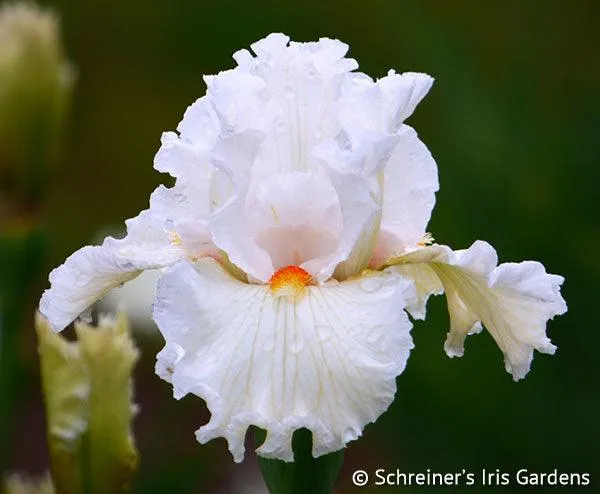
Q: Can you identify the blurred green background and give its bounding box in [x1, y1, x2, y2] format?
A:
[1, 0, 598, 492]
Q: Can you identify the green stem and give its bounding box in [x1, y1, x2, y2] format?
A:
[256, 428, 344, 494]
[0, 225, 45, 476]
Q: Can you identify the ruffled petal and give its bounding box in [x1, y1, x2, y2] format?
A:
[312, 73, 435, 278]
[153, 131, 198, 178]
[153, 258, 414, 462]
[377, 71, 434, 127]
[176, 96, 221, 150]
[387, 241, 567, 380]
[387, 260, 443, 320]
[153, 95, 221, 179]
[98, 269, 162, 329]
[161, 35, 435, 283]
[40, 211, 184, 332]
[338, 71, 433, 152]
[208, 131, 275, 281]
[310, 136, 384, 282]
[206, 35, 388, 281]
[245, 170, 343, 272]
[320, 165, 380, 281]
[369, 125, 439, 266]
[152, 129, 233, 258]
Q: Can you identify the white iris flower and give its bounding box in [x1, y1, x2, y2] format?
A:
[39, 34, 567, 462]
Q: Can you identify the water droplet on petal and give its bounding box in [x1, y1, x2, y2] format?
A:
[284, 85, 294, 99]
[257, 61, 272, 73]
[366, 326, 382, 344]
[360, 277, 382, 293]
[382, 275, 398, 287]
[289, 334, 304, 354]
[162, 343, 185, 365]
[343, 427, 358, 443]
[307, 68, 317, 79]
[263, 337, 275, 352]
[205, 353, 218, 365]
[346, 348, 359, 362]
[348, 323, 362, 337]
[316, 324, 331, 341]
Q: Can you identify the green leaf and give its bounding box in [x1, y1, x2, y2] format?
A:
[256, 428, 344, 494]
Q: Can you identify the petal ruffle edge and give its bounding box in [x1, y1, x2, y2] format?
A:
[40, 211, 185, 332]
[153, 258, 415, 462]
[387, 241, 567, 380]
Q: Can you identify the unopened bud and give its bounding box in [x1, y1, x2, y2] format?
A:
[3, 472, 54, 494]
[36, 312, 139, 494]
[0, 2, 74, 203]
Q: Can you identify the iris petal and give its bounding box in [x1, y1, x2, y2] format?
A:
[387, 241, 567, 380]
[154, 258, 415, 462]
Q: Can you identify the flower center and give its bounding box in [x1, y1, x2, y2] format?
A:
[268, 265, 312, 297]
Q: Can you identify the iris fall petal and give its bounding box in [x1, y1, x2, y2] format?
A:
[154, 258, 414, 462]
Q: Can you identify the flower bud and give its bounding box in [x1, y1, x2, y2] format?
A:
[36, 312, 139, 494]
[3, 472, 54, 494]
[0, 2, 73, 203]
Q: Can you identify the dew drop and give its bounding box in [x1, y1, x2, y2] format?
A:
[366, 326, 382, 344]
[257, 61, 272, 73]
[162, 344, 185, 365]
[348, 323, 362, 337]
[382, 275, 398, 287]
[307, 68, 317, 79]
[343, 427, 357, 443]
[283, 85, 294, 99]
[205, 353, 218, 365]
[360, 277, 382, 293]
[263, 337, 275, 352]
[289, 334, 304, 354]
[336, 130, 351, 151]
[316, 324, 332, 341]
[347, 348, 362, 362]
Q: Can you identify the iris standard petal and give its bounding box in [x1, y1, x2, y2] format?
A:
[370, 125, 439, 267]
